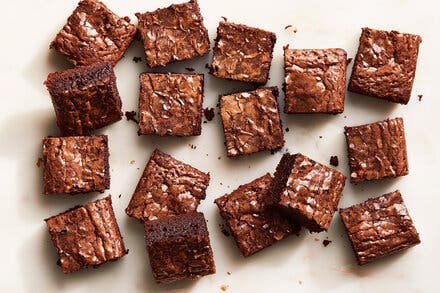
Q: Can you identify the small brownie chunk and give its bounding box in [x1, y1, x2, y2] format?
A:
[340, 190, 420, 265]
[43, 135, 109, 195]
[344, 117, 408, 183]
[348, 28, 422, 104]
[126, 149, 210, 221]
[210, 21, 276, 84]
[45, 196, 128, 273]
[144, 212, 215, 283]
[270, 153, 346, 232]
[219, 87, 284, 157]
[50, 0, 136, 66]
[45, 62, 123, 136]
[284, 48, 347, 113]
[215, 174, 296, 257]
[136, 0, 210, 68]
[138, 73, 203, 136]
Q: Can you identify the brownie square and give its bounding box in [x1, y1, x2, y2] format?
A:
[50, 0, 136, 66]
[45, 196, 128, 273]
[344, 117, 408, 183]
[45, 62, 123, 136]
[126, 149, 210, 221]
[210, 21, 276, 84]
[215, 174, 297, 257]
[144, 212, 216, 283]
[340, 190, 420, 265]
[348, 27, 422, 104]
[270, 153, 346, 232]
[42, 135, 110, 195]
[138, 73, 203, 136]
[284, 48, 347, 114]
[136, 0, 210, 68]
[219, 87, 284, 157]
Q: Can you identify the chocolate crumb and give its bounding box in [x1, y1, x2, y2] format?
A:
[217, 156, 221, 160]
[118, 194, 122, 198]
[219, 224, 230, 237]
[284, 24, 292, 30]
[204, 108, 215, 121]
[330, 155, 339, 167]
[125, 111, 138, 123]
[220, 285, 229, 292]
[133, 56, 142, 63]
[343, 115, 347, 119]
[284, 25, 297, 33]
[418, 94, 423, 101]
[227, 271, 231, 275]
[137, 167, 140, 170]
[36, 157, 43, 167]
[285, 127, 290, 132]
[185, 67, 195, 72]
[347, 58, 353, 65]
[221, 16, 228, 22]
[130, 160, 135, 165]
[319, 136, 323, 139]
[298, 280, 303, 285]
[205, 63, 210, 69]
[203, 121, 207, 124]
[189, 144, 197, 150]
[323, 239, 332, 247]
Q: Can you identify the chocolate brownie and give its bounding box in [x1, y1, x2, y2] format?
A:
[42, 135, 109, 195]
[339, 190, 420, 265]
[144, 212, 215, 283]
[50, 0, 136, 66]
[136, 0, 210, 68]
[210, 21, 276, 84]
[215, 174, 296, 257]
[284, 48, 347, 113]
[344, 117, 408, 183]
[348, 28, 422, 104]
[138, 73, 203, 136]
[126, 149, 210, 221]
[219, 87, 284, 157]
[45, 196, 127, 273]
[45, 62, 123, 136]
[270, 153, 346, 232]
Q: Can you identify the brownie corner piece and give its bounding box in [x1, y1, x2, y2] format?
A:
[211, 21, 276, 84]
[339, 190, 420, 265]
[348, 27, 422, 104]
[219, 87, 284, 157]
[144, 212, 215, 283]
[344, 117, 408, 183]
[45, 196, 128, 273]
[50, 0, 136, 66]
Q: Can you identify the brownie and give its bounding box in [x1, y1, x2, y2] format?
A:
[45, 62, 123, 136]
[50, 0, 136, 66]
[215, 174, 296, 257]
[136, 0, 210, 68]
[219, 87, 284, 157]
[344, 117, 408, 183]
[284, 48, 347, 113]
[348, 27, 422, 104]
[339, 190, 420, 265]
[42, 135, 110, 195]
[126, 149, 210, 221]
[144, 212, 215, 283]
[45, 196, 128, 273]
[138, 73, 203, 136]
[210, 21, 276, 84]
[270, 153, 346, 232]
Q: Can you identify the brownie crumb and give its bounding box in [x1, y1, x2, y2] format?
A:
[344, 115, 347, 118]
[284, 24, 292, 30]
[418, 94, 423, 101]
[130, 160, 135, 165]
[285, 127, 290, 132]
[220, 285, 229, 292]
[204, 108, 215, 121]
[185, 67, 195, 72]
[133, 56, 142, 63]
[330, 155, 339, 167]
[203, 121, 207, 124]
[319, 136, 323, 139]
[205, 63, 210, 69]
[125, 111, 138, 123]
[217, 156, 221, 160]
[36, 157, 43, 167]
[227, 271, 231, 275]
[284, 25, 298, 33]
[298, 280, 303, 285]
[323, 239, 332, 247]
[136, 167, 140, 170]
[347, 58, 353, 65]
[188, 144, 197, 149]
[118, 194, 122, 198]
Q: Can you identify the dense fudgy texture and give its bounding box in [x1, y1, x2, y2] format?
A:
[339, 190, 420, 265]
[50, 0, 136, 66]
[45, 196, 127, 273]
[219, 87, 284, 157]
[42, 135, 110, 195]
[270, 153, 346, 232]
[138, 73, 203, 136]
[45, 62, 123, 136]
[215, 174, 296, 257]
[144, 212, 216, 283]
[210, 22, 276, 84]
[344, 117, 408, 183]
[348, 28, 422, 104]
[125, 149, 210, 221]
[284, 48, 347, 113]
[136, 0, 210, 68]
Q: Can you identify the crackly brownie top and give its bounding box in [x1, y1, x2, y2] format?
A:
[340, 190, 420, 265]
[50, 0, 136, 66]
[211, 21, 276, 84]
[126, 149, 210, 221]
[136, 0, 210, 67]
[284, 48, 347, 113]
[345, 117, 408, 183]
[219, 87, 284, 157]
[45, 196, 127, 273]
[43, 135, 109, 195]
[138, 73, 203, 136]
[348, 27, 422, 104]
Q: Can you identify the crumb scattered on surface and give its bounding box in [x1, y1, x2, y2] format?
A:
[204, 108, 215, 121]
[189, 144, 197, 149]
[220, 224, 231, 237]
[133, 56, 142, 63]
[284, 25, 298, 33]
[347, 58, 353, 65]
[330, 156, 339, 167]
[218, 156, 221, 160]
[344, 115, 347, 118]
[137, 167, 140, 170]
[314, 238, 319, 242]
[284, 24, 292, 30]
[323, 240, 332, 247]
[125, 111, 138, 123]
[227, 271, 231, 275]
[130, 160, 135, 165]
[205, 63, 210, 69]
[118, 194, 122, 198]
[319, 136, 323, 139]
[185, 67, 195, 72]
[298, 280, 303, 285]
[285, 127, 290, 132]
[203, 121, 207, 124]
[418, 94, 423, 101]
[220, 182, 223, 186]
[220, 284, 229, 292]
[36, 157, 43, 167]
